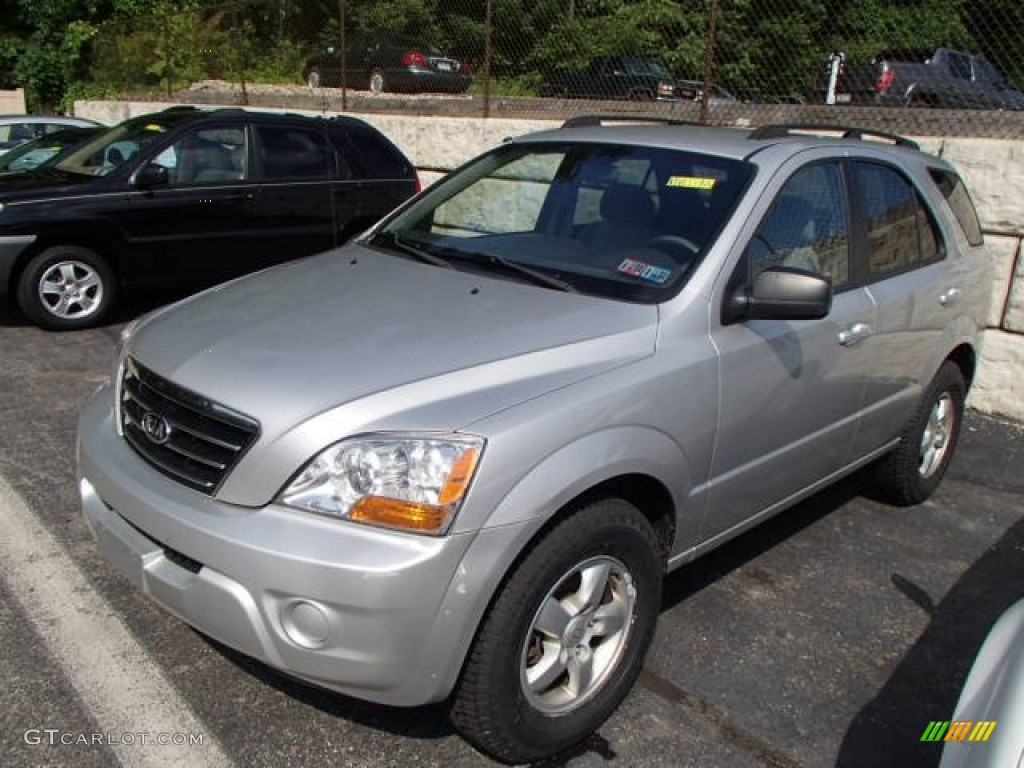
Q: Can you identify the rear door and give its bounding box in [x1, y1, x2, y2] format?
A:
[249, 120, 338, 265]
[704, 157, 875, 540]
[847, 160, 963, 459]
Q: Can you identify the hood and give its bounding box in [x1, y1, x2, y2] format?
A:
[0, 167, 98, 200]
[130, 243, 658, 441]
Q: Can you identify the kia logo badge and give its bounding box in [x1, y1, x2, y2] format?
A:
[141, 412, 172, 445]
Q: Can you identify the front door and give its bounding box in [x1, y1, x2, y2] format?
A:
[120, 123, 257, 288]
[704, 158, 874, 541]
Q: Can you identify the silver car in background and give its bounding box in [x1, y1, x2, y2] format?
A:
[940, 597, 1024, 768]
[78, 119, 990, 763]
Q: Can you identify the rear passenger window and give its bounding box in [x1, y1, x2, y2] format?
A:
[256, 125, 331, 181]
[857, 162, 943, 276]
[929, 168, 984, 246]
[749, 162, 850, 287]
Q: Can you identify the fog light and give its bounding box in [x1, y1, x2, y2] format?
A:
[281, 600, 331, 649]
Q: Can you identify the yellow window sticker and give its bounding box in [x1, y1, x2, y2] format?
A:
[666, 176, 716, 190]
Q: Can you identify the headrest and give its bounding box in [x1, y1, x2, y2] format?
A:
[600, 184, 656, 227]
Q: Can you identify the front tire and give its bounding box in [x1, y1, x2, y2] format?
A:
[16, 246, 116, 330]
[451, 498, 661, 763]
[871, 361, 966, 505]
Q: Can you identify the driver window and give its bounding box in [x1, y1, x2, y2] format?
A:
[162, 127, 247, 186]
[749, 162, 849, 288]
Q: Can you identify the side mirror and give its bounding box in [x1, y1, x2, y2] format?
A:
[724, 266, 832, 324]
[133, 163, 169, 189]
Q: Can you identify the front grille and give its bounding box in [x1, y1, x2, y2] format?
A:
[120, 359, 259, 494]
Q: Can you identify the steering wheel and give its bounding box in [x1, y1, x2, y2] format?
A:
[644, 235, 701, 264]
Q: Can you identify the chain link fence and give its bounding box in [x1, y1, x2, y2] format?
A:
[88, 0, 1024, 138]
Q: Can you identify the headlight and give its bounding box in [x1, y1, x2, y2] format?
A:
[112, 317, 143, 437]
[279, 433, 485, 535]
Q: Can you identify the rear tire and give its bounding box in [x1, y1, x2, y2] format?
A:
[451, 498, 661, 764]
[369, 69, 386, 94]
[16, 245, 115, 330]
[871, 361, 965, 505]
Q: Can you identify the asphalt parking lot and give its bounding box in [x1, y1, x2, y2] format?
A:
[1, 288, 1022, 768]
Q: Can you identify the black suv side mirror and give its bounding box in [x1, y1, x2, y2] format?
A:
[133, 163, 170, 189]
[724, 266, 832, 324]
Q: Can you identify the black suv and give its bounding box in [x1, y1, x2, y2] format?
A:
[540, 56, 678, 101]
[0, 107, 418, 329]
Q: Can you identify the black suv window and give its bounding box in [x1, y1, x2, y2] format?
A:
[749, 162, 850, 287]
[340, 126, 411, 179]
[857, 162, 943, 276]
[929, 168, 984, 246]
[255, 125, 331, 181]
[155, 126, 247, 185]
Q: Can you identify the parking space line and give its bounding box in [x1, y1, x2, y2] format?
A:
[0, 474, 233, 768]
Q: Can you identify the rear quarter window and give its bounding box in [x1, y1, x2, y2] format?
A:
[929, 168, 984, 246]
[338, 127, 414, 180]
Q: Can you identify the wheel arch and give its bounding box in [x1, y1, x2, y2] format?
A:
[9, 231, 123, 300]
[945, 342, 977, 391]
[424, 444, 683, 703]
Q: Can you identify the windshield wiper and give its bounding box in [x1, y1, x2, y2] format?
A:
[368, 231, 453, 269]
[436, 247, 577, 293]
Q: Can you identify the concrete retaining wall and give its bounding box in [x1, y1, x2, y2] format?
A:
[75, 100, 1024, 421]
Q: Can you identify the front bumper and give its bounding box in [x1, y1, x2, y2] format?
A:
[78, 383, 526, 706]
[0, 234, 36, 294]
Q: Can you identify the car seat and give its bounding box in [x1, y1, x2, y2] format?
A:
[578, 183, 661, 253]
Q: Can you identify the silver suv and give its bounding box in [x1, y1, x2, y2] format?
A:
[78, 119, 990, 763]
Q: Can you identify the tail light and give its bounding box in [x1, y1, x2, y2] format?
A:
[402, 51, 428, 68]
[876, 63, 894, 93]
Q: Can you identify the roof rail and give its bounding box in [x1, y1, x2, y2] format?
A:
[747, 124, 919, 150]
[561, 115, 701, 129]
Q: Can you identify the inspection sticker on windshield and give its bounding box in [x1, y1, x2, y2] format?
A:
[618, 258, 672, 284]
[666, 175, 716, 190]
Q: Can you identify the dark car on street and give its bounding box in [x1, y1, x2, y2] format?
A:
[0, 107, 418, 329]
[540, 56, 679, 101]
[303, 33, 471, 94]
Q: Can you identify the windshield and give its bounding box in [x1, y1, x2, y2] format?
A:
[0, 127, 102, 173]
[974, 57, 1006, 86]
[371, 141, 752, 303]
[624, 57, 671, 78]
[54, 115, 184, 176]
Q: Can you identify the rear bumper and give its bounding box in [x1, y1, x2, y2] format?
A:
[392, 69, 472, 93]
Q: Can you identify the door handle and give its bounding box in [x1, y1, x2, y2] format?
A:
[838, 323, 872, 346]
[223, 193, 255, 203]
[938, 288, 962, 307]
